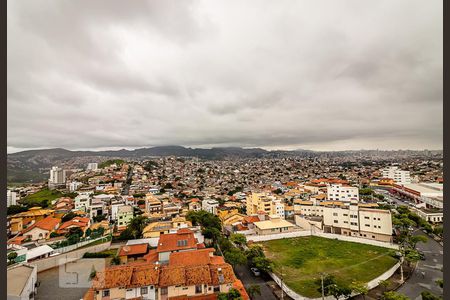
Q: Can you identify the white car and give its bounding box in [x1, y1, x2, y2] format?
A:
[250, 267, 261, 276]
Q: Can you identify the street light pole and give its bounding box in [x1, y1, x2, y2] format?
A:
[321, 273, 325, 300]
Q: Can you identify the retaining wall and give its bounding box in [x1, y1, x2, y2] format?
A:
[30, 241, 111, 272]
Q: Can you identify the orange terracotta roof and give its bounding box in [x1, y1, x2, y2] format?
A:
[170, 294, 217, 300]
[243, 216, 260, 224]
[210, 256, 225, 265]
[22, 216, 60, 234]
[233, 279, 250, 300]
[169, 248, 215, 266]
[156, 230, 197, 253]
[143, 249, 158, 263]
[118, 244, 149, 257]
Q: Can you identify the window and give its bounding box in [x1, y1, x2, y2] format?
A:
[372, 236, 376, 238]
[127, 289, 133, 292]
[214, 286, 220, 292]
[364, 216, 370, 219]
[177, 240, 188, 247]
[343, 214, 348, 216]
[195, 285, 202, 294]
[102, 290, 110, 297]
[343, 221, 348, 224]
[365, 224, 370, 227]
[334, 220, 338, 223]
[141, 287, 148, 294]
[333, 213, 338, 216]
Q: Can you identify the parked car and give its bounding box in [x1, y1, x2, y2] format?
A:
[250, 267, 261, 276]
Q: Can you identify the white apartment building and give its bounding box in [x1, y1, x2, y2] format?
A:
[7, 189, 17, 207]
[273, 199, 285, 219]
[201, 199, 220, 215]
[111, 202, 125, 221]
[381, 166, 411, 184]
[67, 181, 83, 192]
[7, 264, 38, 300]
[74, 192, 92, 211]
[87, 163, 98, 171]
[327, 184, 359, 202]
[322, 204, 393, 242]
[48, 166, 66, 189]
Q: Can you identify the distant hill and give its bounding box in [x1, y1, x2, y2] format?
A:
[7, 146, 441, 184]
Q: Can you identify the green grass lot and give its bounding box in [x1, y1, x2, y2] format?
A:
[21, 188, 64, 207]
[261, 236, 398, 298]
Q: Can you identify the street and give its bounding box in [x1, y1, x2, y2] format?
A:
[234, 264, 278, 300]
[396, 229, 443, 299]
[374, 188, 444, 299]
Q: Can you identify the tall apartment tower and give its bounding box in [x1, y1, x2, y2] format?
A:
[87, 163, 98, 171]
[7, 190, 17, 207]
[381, 166, 411, 184]
[48, 166, 66, 189]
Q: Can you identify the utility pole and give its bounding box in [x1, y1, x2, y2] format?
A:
[280, 265, 284, 300]
[320, 273, 325, 300]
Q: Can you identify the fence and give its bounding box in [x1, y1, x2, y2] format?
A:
[246, 230, 399, 250]
[53, 235, 112, 254]
[269, 261, 401, 300]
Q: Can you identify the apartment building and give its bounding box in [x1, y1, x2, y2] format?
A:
[202, 199, 220, 215]
[48, 166, 66, 189]
[87, 163, 98, 171]
[145, 194, 163, 215]
[327, 184, 359, 202]
[246, 192, 285, 219]
[381, 166, 411, 184]
[322, 204, 393, 242]
[117, 205, 134, 228]
[7, 189, 17, 207]
[74, 192, 92, 212]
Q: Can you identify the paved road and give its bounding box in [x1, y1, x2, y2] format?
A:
[396, 230, 443, 299]
[234, 264, 278, 300]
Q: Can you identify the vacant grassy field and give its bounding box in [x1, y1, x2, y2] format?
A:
[261, 236, 398, 298]
[21, 188, 64, 207]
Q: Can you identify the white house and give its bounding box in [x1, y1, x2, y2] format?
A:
[7, 264, 38, 300]
[201, 199, 220, 215]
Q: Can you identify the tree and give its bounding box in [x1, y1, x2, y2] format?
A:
[224, 248, 246, 269]
[7, 252, 18, 264]
[203, 227, 222, 242]
[378, 279, 390, 293]
[252, 256, 272, 273]
[246, 284, 261, 299]
[435, 279, 443, 289]
[420, 291, 442, 300]
[127, 216, 150, 239]
[110, 256, 121, 266]
[408, 235, 427, 249]
[218, 288, 243, 300]
[404, 249, 421, 267]
[93, 214, 107, 222]
[7, 205, 28, 215]
[230, 234, 247, 247]
[350, 282, 368, 300]
[327, 283, 352, 300]
[85, 228, 92, 237]
[61, 212, 77, 222]
[315, 274, 337, 295]
[382, 291, 410, 300]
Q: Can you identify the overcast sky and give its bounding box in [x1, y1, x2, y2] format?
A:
[7, 0, 442, 153]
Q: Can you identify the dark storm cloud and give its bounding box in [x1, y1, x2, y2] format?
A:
[7, 0, 442, 152]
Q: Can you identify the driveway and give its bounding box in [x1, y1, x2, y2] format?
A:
[234, 264, 278, 300]
[396, 230, 443, 299]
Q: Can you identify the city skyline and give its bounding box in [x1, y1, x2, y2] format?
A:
[8, 0, 443, 152]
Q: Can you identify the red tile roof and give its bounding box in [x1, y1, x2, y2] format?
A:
[22, 216, 60, 234]
[156, 229, 197, 253]
[169, 248, 215, 266]
[118, 244, 149, 257]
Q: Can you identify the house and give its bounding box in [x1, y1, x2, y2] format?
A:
[9, 218, 23, 235]
[21, 216, 61, 241]
[145, 194, 163, 214]
[25, 245, 56, 262]
[13, 207, 55, 228]
[86, 253, 248, 300]
[7, 264, 38, 300]
[74, 192, 92, 212]
[188, 199, 201, 211]
[117, 243, 149, 264]
[56, 216, 90, 235]
[156, 229, 199, 263]
[253, 215, 295, 235]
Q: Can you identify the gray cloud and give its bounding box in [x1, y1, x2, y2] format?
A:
[7, 0, 442, 152]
